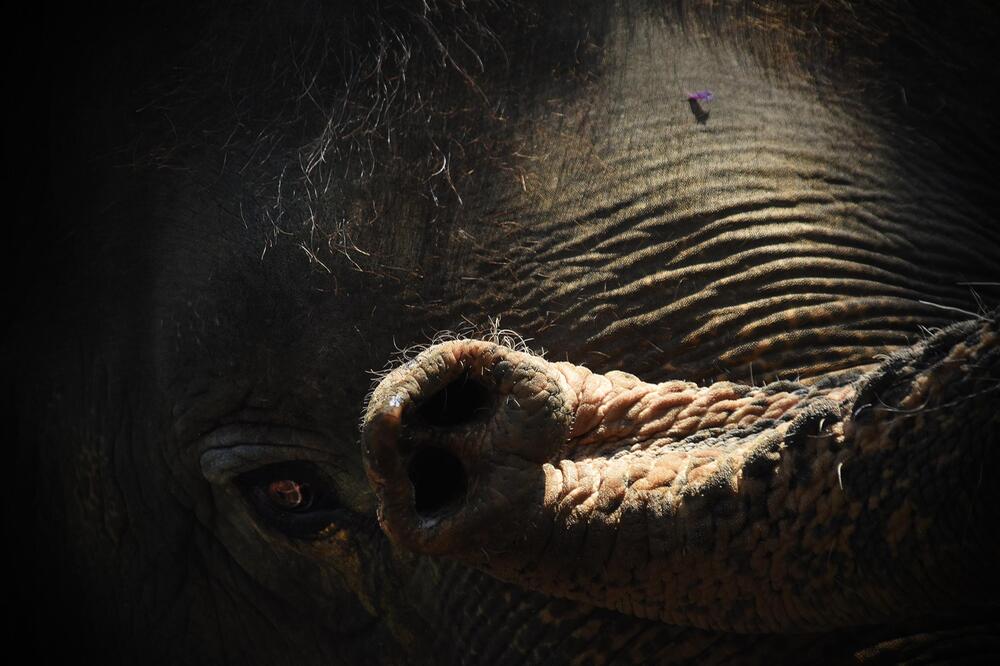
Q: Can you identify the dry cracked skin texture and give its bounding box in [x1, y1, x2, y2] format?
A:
[364, 312, 999, 635]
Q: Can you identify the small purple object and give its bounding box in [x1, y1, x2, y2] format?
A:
[687, 90, 714, 102]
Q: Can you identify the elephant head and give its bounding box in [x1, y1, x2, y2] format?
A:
[12, 1, 999, 663]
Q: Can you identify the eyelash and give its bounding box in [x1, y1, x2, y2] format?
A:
[236, 461, 341, 538]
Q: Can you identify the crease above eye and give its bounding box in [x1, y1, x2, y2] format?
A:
[199, 425, 343, 483]
[201, 443, 326, 482]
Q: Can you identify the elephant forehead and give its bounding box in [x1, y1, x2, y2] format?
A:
[152, 11, 995, 425]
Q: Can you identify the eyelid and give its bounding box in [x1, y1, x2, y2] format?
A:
[198, 425, 341, 483]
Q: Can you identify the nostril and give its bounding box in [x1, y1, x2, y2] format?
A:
[416, 369, 493, 427]
[408, 447, 468, 518]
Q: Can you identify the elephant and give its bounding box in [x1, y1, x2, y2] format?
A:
[11, 0, 1000, 663]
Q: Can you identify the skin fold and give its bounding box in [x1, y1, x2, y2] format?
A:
[11, 1, 1000, 664]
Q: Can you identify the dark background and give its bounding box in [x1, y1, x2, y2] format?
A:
[5, 2, 213, 654]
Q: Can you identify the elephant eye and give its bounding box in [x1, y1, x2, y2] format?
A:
[237, 461, 339, 538]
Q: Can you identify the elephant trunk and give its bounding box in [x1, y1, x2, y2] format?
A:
[362, 339, 579, 555]
[362, 315, 999, 633]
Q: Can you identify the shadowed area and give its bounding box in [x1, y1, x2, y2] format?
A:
[416, 370, 494, 428]
[409, 447, 468, 518]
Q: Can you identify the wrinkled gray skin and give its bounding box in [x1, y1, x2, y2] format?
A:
[12, 1, 1000, 664]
